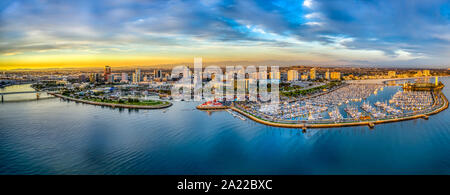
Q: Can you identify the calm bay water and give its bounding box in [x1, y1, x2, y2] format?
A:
[0, 78, 449, 174]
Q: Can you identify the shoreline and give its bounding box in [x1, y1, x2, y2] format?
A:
[230, 91, 448, 129]
[50, 93, 172, 109]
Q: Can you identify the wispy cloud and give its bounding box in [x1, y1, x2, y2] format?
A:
[0, 0, 449, 67]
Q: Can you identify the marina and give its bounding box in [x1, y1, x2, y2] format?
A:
[225, 78, 448, 128]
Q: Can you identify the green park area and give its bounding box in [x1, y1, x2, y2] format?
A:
[281, 81, 342, 97]
[84, 97, 169, 106]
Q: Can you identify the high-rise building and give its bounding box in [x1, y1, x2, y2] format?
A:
[157, 70, 162, 78]
[89, 73, 100, 83]
[301, 74, 308, 81]
[133, 68, 141, 83]
[104, 66, 111, 82]
[89, 73, 95, 83]
[310, 68, 316, 80]
[107, 74, 113, 83]
[121, 73, 128, 83]
[269, 72, 280, 80]
[330, 72, 341, 80]
[325, 70, 330, 80]
[287, 70, 299, 81]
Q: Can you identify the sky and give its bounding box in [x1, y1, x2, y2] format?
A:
[0, 0, 450, 70]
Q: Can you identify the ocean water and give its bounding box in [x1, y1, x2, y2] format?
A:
[0, 78, 449, 174]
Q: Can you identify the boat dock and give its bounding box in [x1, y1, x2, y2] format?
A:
[229, 91, 448, 129]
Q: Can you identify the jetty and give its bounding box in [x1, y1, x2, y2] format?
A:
[50, 93, 172, 109]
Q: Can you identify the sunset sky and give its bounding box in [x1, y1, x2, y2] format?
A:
[1, 0, 450, 70]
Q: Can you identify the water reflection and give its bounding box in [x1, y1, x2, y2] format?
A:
[0, 77, 449, 174]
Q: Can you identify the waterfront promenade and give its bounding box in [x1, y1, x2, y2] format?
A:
[50, 93, 172, 109]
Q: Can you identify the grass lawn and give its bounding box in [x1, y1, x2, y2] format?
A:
[85, 98, 168, 106]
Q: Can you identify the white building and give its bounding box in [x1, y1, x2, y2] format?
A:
[310, 68, 316, 80]
[133, 68, 141, 83]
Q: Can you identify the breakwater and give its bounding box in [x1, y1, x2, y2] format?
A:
[50, 93, 172, 109]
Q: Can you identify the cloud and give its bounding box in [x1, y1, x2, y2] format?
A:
[0, 0, 449, 67]
[303, 0, 313, 8]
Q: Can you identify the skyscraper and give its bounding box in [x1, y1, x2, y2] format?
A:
[269, 72, 280, 80]
[121, 73, 128, 83]
[157, 70, 162, 78]
[104, 66, 111, 82]
[89, 73, 100, 83]
[133, 68, 141, 83]
[310, 68, 316, 80]
[330, 72, 341, 80]
[287, 70, 299, 81]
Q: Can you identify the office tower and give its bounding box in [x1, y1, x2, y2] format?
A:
[133, 68, 141, 83]
[287, 70, 299, 81]
[121, 73, 128, 83]
[89, 73, 95, 83]
[90, 73, 100, 83]
[104, 66, 111, 82]
[310, 68, 316, 80]
[269, 72, 280, 80]
[157, 70, 162, 78]
[107, 74, 113, 83]
[330, 72, 341, 80]
[325, 70, 330, 80]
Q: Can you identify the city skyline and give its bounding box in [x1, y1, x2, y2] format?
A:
[1, 0, 450, 70]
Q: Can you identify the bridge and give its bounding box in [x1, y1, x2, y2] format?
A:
[0, 91, 57, 102]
